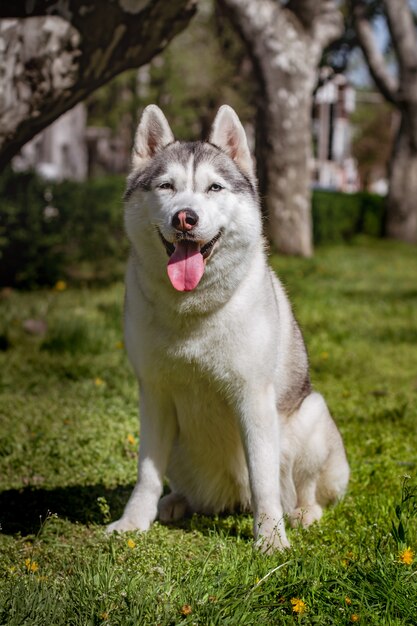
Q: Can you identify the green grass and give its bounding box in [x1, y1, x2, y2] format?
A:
[0, 238, 416, 625]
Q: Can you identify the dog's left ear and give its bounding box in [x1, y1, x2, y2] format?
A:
[209, 105, 254, 179]
[132, 105, 174, 169]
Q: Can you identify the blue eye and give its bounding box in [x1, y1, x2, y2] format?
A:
[208, 183, 223, 192]
[158, 182, 174, 190]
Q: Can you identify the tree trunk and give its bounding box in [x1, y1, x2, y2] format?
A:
[254, 12, 320, 257]
[0, 0, 196, 171]
[386, 111, 417, 242]
[218, 0, 343, 257]
[351, 0, 417, 244]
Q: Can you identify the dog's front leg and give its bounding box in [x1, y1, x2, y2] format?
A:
[107, 390, 176, 533]
[239, 384, 289, 552]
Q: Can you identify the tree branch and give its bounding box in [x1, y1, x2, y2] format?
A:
[287, 0, 321, 27]
[312, 0, 344, 49]
[351, 0, 399, 106]
[217, 0, 280, 40]
[0, 0, 196, 170]
[384, 0, 417, 76]
[0, 0, 71, 18]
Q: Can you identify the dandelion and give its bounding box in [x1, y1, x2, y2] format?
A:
[345, 596, 352, 605]
[54, 280, 67, 292]
[180, 604, 192, 615]
[291, 598, 306, 614]
[94, 377, 105, 386]
[127, 434, 136, 446]
[25, 558, 38, 573]
[127, 538, 136, 549]
[342, 551, 355, 567]
[399, 547, 414, 565]
[351, 614, 360, 622]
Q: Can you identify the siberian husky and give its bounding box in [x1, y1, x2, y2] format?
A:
[107, 104, 349, 551]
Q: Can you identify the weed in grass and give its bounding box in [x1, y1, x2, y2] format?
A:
[391, 476, 417, 550]
[41, 316, 106, 355]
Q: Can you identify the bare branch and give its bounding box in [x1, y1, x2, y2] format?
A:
[384, 0, 417, 75]
[351, 0, 399, 106]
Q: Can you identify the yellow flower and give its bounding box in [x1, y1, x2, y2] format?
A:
[94, 377, 105, 386]
[25, 559, 38, 573]
[54, 280, 67, 292]
[345, 596, 352, 605]
[399, 547, 414, 565]
[127, 434, 136, 446]
[351, 614, 360, 622]
[180, 604, 192, 615]
[127, 538, 136, 549]
[100, 612, 109, 620]
[291, 598, 306, 614]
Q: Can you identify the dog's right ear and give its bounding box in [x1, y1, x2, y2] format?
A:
[132, 105, 174, 169]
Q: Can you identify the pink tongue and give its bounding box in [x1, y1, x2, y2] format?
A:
[167, 240, 205, 291]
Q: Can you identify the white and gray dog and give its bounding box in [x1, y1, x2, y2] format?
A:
[108, 104, 349, 551]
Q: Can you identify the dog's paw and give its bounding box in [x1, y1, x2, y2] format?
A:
[158, 493, 188, 523]
[106, 518, 145, 534]
[254, 531, 290, 554]
[289, 504, 322, 528]
[254, 517, 290, 553]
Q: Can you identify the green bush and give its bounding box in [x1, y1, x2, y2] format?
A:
[0, 169, 126, 288]
[312, 189, 386, 244]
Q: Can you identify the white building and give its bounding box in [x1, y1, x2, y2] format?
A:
[312, 68, 359, 192]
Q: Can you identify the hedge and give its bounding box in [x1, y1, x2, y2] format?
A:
[0, 169, 127, 288]
[312, 189, 386, 244]
[0, 169, 386, 288]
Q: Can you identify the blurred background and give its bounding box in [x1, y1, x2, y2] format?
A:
[0, 0, 415, 288]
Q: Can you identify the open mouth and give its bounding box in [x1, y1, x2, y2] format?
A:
[158, 230, 221, 260]
[157, 229, 221, 292]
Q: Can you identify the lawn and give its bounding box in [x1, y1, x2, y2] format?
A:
[0, 238, 416, 625]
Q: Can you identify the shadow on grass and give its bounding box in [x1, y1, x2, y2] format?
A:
[0, 484, 254, 541]
[0, 484, 133, 535]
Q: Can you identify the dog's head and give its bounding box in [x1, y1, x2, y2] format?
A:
[124, 105, 262, 294]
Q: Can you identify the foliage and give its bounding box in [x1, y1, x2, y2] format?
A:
[312, 189, 385, 244]
[351, 94, 394, 188]
[0, 240, 416, 624]
[0, 168, 126, 288]
[86, 0, 257, 143]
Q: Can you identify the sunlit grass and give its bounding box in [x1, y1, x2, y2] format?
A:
[0, 238, 416, 625]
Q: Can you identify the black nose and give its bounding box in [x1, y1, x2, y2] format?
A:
[172, 209, 199, 231]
